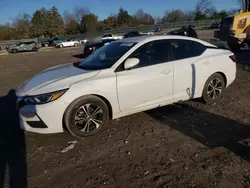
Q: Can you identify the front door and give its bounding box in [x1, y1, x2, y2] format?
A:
[116, 40, 173, 112]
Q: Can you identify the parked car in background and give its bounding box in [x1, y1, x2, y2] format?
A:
[79, 38, 88, 44]
[102, 34, 124, 40]
[39, 39, 50, 47]
[168, 26, 198, 38]
[56, 39, 80, 48]
[123, 31, 141, 38]
[51, 37, 64, 46]
[208, 22, 221, 29]
[7, 41, 40, 53]
[84, 38, 117, 57]
[154, 26, 161, 32]
[16, 35, 236, 138]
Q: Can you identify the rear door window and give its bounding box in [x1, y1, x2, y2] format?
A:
[170, 39, 206, 61]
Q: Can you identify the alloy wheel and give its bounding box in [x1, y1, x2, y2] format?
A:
[207, 78, 223, 99]
[74, 103, 103, 133]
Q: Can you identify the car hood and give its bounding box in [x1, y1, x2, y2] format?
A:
[16, 63, 100, 96]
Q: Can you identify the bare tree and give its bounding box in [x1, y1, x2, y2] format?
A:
[195, 0, 213, 15]
[194, 0, 215, 20]
[63, 10, 74, 25]
[162, 9, 189, 23]
[237, 0, 250, 11]
[12, 13, 31, 37]
[73, 7, 90, 23]
[134, 8, 155, 25]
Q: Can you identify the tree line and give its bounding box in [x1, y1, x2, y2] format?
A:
[0, 0, 242, 40]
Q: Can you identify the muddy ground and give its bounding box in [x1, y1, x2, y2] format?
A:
[0, 46, 250, 188]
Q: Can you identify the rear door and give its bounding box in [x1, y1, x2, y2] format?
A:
[170, 39, 209, 100]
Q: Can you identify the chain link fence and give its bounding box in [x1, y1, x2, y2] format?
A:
[0, 20, 220, 49]
[103, 20, 220, 35]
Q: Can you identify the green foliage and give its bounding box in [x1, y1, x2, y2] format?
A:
[31, 8, 51, 37]
[80, 13, 99, 32]
[100, 16, 117, 30]
[66, 19, 80, 34]
[31, 7, 64, 37]
[116, 8, 137, 27]
[48, 6, 65, 36]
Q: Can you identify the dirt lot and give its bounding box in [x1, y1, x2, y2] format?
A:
[0, 45, 250, 188]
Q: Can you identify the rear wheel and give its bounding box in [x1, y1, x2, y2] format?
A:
[74, 43, 78, 47]
[64, 95, 110, 138]
[202, 73, 226, 104]
[59, 44, 63, 48]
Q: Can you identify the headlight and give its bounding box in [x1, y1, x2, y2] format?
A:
[23, 89, 67, 105]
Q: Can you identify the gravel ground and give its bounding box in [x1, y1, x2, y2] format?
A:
[0, 46, 250, 188]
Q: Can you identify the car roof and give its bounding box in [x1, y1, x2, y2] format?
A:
[117, 35, 216, 47]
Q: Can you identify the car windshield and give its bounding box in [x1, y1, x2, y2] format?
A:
[79, 42, 136, 70]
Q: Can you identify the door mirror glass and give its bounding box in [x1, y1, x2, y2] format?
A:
[124, 58, 140, 69]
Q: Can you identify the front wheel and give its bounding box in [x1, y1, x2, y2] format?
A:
[12, 49, 18, 53]
[74, 43, 78, 47]
[64, 95, 110, 138]
[202, 73, 226, 104]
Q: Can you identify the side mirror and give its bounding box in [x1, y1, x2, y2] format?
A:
[124, 58, 140, 70]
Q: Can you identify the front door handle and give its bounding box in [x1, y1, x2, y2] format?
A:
[161, 69, 172, 75]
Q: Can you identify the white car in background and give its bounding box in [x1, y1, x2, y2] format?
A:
[16, 35, 236, 138]
[102, 34, 124, 40]
[80, 39, 88, 44]
[56, 39, 80, 48]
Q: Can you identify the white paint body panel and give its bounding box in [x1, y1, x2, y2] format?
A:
[16, 35, 236, 134]
[57, 40, 79, 47]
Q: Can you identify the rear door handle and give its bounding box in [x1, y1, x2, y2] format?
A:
[161, 69, 172, 75]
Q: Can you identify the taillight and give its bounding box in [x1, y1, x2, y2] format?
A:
[229, 55, 236, 62]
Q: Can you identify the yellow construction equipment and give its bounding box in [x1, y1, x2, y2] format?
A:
[215, 11, 250, 51]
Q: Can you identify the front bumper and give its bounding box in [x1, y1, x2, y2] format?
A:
[18, 99, 68, 134]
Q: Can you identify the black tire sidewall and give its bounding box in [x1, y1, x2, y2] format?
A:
[64, 96, 109, 138]
[202, 73, 225, 104]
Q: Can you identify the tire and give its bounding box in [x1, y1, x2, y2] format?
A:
[12, 49, 18, 53]
[64, 95, 110, 138]
[59, 44, 63, 48]
[202, 73, 226, 104]
[74, 43, 78, 47]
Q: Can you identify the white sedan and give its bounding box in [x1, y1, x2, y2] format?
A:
[56, 39, 80, 48]
[16, 35, 236, 138]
